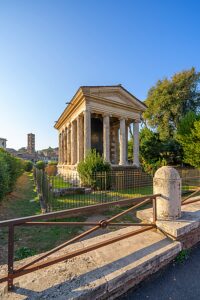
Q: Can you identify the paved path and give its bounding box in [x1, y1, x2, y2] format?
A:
[120, 244, 200, 300]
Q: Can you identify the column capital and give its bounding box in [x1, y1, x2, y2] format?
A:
[133, 119, 141, 123]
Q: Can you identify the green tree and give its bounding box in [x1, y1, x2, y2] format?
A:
[143, 68, 200, 140]
[177, 112, 200, 168]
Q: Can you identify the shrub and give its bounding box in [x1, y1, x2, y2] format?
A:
[15, 247, 36, 260]
[0, 156, 10, 200]
[48, 161, 58, 165]
[36, 160, 46, 170]
[24, 160, 33, 172]
[0, 149, 24, 200]
[45, 163, 57, 176]
[77, 150, 111, 188]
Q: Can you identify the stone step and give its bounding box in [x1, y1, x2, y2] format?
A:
[0, 227, 181, 300]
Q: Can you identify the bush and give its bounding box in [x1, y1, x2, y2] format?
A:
[24, 160, 33, 172]
[0, 149, 24, 200]
[36, 160, 46, 170]
[77, 150, 111, 188]
[48, 161, 58, 166]
[0, 156, 10, 200]
[45, 163, 57, 176]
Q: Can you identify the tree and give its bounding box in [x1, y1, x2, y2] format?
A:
[176, 112, 200, 168]
[143, 68, 200, 140]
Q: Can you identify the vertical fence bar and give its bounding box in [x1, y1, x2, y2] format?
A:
[152, 197, 157, 223]
[7, 224, 14, 291]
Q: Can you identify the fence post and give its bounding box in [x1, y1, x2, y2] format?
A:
[153, 166, 181, 220]
[7, 224, 14, 290]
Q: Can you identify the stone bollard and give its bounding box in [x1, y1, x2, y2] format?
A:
[153, 166, 181, 220]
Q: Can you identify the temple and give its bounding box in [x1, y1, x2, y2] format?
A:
[54, 85, 146, 176]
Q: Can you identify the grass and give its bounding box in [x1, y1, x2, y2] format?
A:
[50, 185, 153, 210]
[50, 175, 72, 189]
[0, 172, 85, 264]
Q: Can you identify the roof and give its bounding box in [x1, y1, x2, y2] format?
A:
[54, 85, 146, 129]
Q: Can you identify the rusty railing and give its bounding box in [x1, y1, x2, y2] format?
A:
[0, 194, 160, 291]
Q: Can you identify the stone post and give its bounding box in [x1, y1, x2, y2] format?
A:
[103, 115, 110, 162]
[133, 120, 140, 167]
[153, 166, 181, 220]
[77, 115, 84, 163]
[119, 118, 126, 165]
[84, 109, 91, 158]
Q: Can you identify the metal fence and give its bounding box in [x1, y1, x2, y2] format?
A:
[33, 168, 153, 212]
[33, 167, 200, 212]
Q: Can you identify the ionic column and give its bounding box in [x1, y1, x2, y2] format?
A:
[71, 120, 77, 165]
[103, 115, 110, 162]
[64, 128, 67, 164]
[119, 118, 126, 165]
[58, 132, 62, 164]
[84, 109, 91, 158]
[114, 126, 119, 164]
[77, 115, 84, 163]
[126, 122, 129, 163]
[67, 125, 71, 164]
[61, 130, 64, 164]
[133, 120, 140, 167]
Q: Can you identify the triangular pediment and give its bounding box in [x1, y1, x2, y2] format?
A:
[81, 86, 146, 111]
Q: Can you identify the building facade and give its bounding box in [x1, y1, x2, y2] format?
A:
[55, 85, 146, 176]
[0, 138, 7, 150]
[27, 133, 35, 154]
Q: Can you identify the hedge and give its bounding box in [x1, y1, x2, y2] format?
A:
[0, 149, 24, 201]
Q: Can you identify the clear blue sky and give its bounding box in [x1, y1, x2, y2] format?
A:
[0, 0, 200, 150]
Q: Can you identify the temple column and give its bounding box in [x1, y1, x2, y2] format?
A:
[84, 109, 91, 158]
[58, 133, 61, 164]
[133, 120, 140, 167]
[64, 127, 67, 164]
[114, 125, 119, 164]
[71, 120, 77, 165]
[77, 114, 84, 163]
[119, 118, 126, 165]
[103, 115, 110, 162]
[67, 124, 71, 164]
[126, 122, 129, 163]
[61, 130, 64, 164]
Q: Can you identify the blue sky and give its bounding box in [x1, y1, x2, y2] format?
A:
[0, 0, 200, 150]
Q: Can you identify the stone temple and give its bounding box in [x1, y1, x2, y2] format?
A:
[54, 85, 146, 176]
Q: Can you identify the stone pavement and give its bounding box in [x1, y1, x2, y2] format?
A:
[0, 226, 180, 300]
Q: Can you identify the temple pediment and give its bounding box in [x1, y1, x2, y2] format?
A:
[81, 85, 146, 112]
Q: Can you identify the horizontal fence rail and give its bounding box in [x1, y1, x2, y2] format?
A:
[0, 194, 160, 291]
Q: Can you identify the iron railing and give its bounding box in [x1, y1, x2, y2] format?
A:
[0, 194, 159, 291]
[33, 168, 153, 212]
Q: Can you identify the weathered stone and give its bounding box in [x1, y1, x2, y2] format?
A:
[154, 166, 181, 220]
[0, 227, 181, 300]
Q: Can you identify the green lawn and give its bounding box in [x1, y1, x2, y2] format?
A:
[0, 172, 84, 264]
[50, 185, 153, 210]
[50, 175, 72, 189]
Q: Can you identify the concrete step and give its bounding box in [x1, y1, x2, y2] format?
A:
[0, 226, 181, 300]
